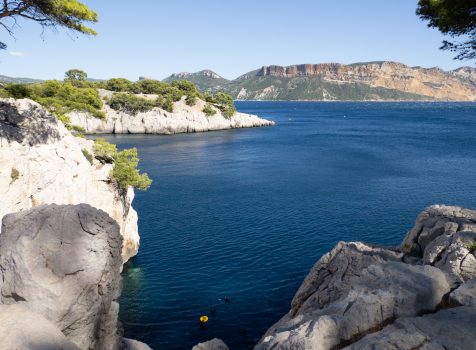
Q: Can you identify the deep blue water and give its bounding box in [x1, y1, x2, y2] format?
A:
[110, 102, 476, 350]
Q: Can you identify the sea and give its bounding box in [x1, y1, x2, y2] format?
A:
[103, 101, 476, 349]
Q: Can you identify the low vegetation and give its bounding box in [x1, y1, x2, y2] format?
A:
[0, 69, 238, 126]
[81, 149, 94, 165]
[466, 240, 476, 253]
[10, 168, 19, 183]
[93, 138, 152, 191]
[202, 103, 217, 116]
[1, 80, 105, 132]
[106, 93, 157, 115]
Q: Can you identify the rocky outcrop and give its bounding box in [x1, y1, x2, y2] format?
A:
[254, 205, 476, 350]
[0, 304, 80, 350]
[68, 90, 274, 135]
[0, 98, 140, 262]
[0, 204, 123, 349]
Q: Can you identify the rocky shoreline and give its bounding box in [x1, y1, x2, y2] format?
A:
[196, 205, 476, 350]
[255, 205, 476, 349]
[1, 98, 475, 349]
[68, 90, 275, 135]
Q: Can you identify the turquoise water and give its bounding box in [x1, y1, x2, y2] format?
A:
[112, 102, 476, 349]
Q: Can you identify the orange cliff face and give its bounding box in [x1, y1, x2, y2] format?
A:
[256, 62, 476, 101]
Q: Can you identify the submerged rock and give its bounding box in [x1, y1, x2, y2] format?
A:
[0, 98, 140, 262]
[192, 338, 229, 350]
[254, 205, 476, 350]
[68, 90, 274, 135]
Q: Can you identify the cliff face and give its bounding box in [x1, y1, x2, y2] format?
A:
[68, 90, 274, 134]
[0, 98, 140, 262]
[170, 62, 476, 101]
[0, 204, 151, 350]
[249, 62, 476, 101]
[252, 205, 476, 350]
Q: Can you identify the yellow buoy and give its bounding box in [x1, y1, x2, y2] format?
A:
[199, 315, 209, 323]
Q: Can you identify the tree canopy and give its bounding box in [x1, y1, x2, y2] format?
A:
[0, 0, 98, 49]
[65, 69, 87, 81]
[417, 0, 476, 60]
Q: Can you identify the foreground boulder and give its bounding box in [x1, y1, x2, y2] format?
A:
[254, 205, 476, 350]
[0, 304, 79, 350]
[0, 98, 140, 262]
[0, 204, 127, 349]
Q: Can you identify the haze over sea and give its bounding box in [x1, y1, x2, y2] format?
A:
[112, 101, 476, 349]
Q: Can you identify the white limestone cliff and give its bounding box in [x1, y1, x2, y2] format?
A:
[68, 90, 274, 134]
[0, 98, 140, 262]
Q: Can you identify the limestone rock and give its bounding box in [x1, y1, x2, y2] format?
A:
[0, 98, 140, 262]
[255, 205, 476, 350]
[68, 90, 275, 134]
[0, 204, 122, 349]
[450, 278, 476, 306]
[401, 205, 476, 281]
[255, 242, 455, 350]
[192, 338, 229, 350]
[123, 338, 153, 350]
[0, 304, 80, 350]
[343, 307, 476, 350]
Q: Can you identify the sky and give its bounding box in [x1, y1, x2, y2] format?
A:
[0, 0, 474, 80]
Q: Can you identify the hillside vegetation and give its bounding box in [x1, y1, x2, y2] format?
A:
[0, 73, 237, 131]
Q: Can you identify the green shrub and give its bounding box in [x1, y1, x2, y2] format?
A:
[214, 92, 236, 117]
[106, 93, 156, 115]
[81, 148, 94, 165]
[93, 138, 151, 191]
[185, 95, 197, 106]
[171, 80, 201, 96]
[156, 95, 174, 112]
[25, 80, 105, 122]
[113, 148, 152, 191]
[466, 240, 476, 252]
[202, 103, 217, 116]
[106, 78, 133, 92]
[5, 84, 32, 98]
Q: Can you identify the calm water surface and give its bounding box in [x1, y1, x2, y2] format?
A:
[109, 102, 476, 349]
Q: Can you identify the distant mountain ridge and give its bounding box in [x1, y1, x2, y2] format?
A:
[0, 75, 43, 84]
[164, 61, 476, 101]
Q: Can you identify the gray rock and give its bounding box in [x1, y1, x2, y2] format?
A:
[0, 98, 62, 145]
[0, 304, 80, 350]
[450, 278, 476, 306]
[255, 205, 476, 350]
[0, 98, 141, 263]
[343, 307, 476, 350]
[192, 338, 229, 350]
[401, 205, 476, 281]
[0, 204, 122, 350]
[255, 242, 456, 350]
[123, 338, 153, 350]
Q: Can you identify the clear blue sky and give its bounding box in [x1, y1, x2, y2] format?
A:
[1, 0, 474, 80]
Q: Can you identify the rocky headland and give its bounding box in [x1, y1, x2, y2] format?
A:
[68, 90, 274, 135]
[165, 62, 476, 101]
